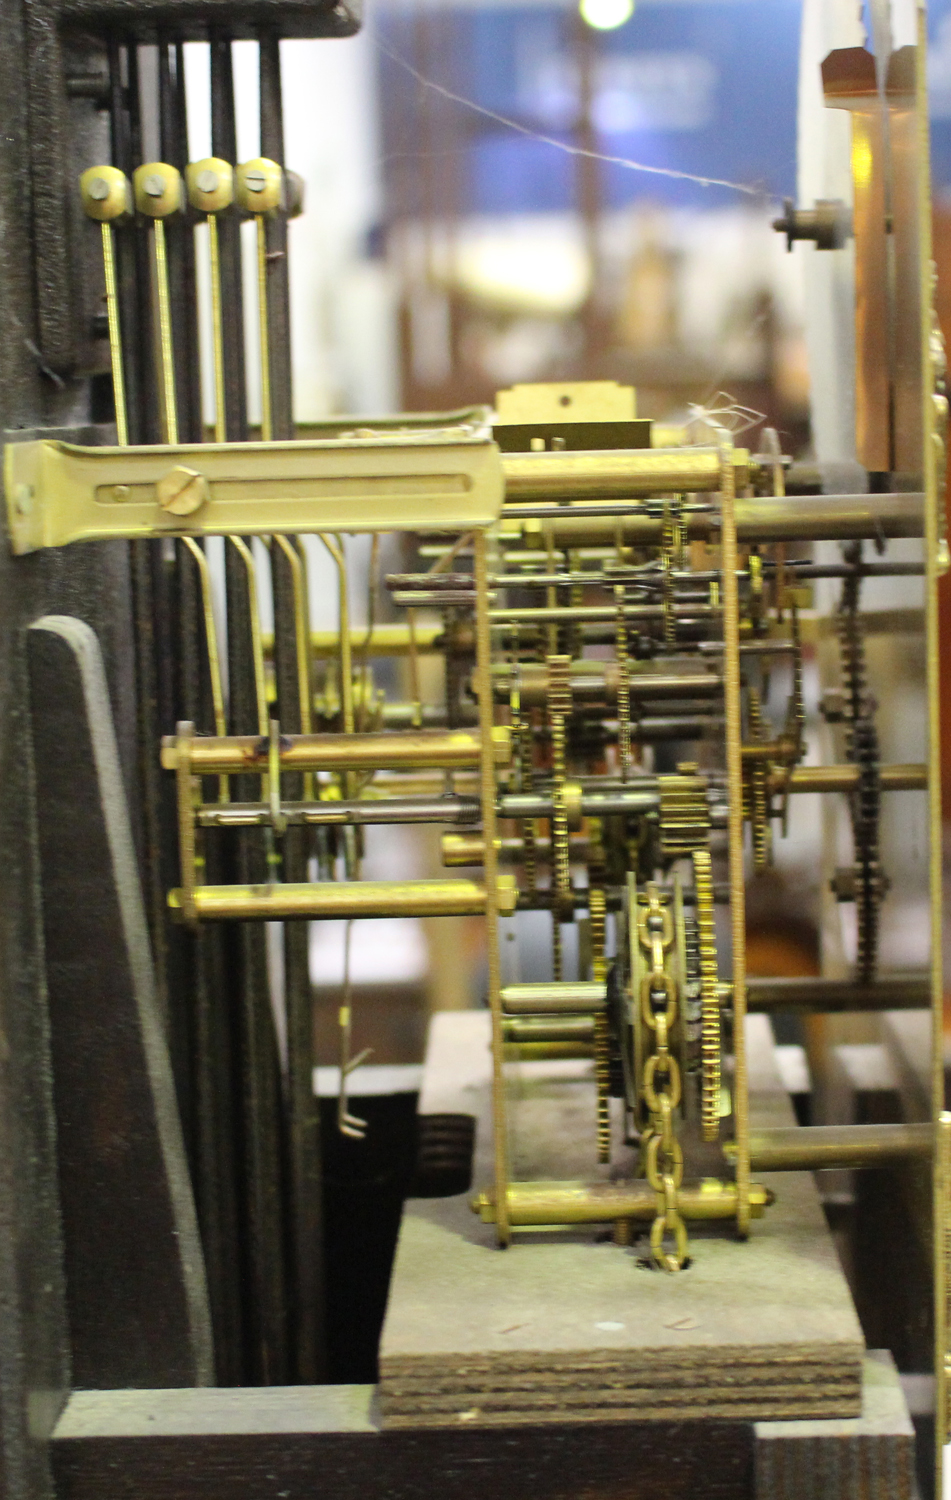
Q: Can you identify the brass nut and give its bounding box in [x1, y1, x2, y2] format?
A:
[157, 466, 209, 517]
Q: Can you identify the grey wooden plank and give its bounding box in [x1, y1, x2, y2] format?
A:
[54, 1386, 377, 1439]
[51, 1385, 754, 1500]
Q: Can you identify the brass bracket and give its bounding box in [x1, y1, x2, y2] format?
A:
[5, 419, 504, 553]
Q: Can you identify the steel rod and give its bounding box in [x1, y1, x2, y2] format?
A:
[743, 1122, 932, 1171]
[746, 975, 930, 1011]
[198, 795, 482, 828]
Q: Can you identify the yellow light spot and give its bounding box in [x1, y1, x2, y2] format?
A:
[851, 130, 874, 189]
[579, 0, 634, 30]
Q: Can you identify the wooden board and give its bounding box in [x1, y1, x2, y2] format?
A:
[379, 1013, 865, 1428]
[51, 1384, 755, 1500]
[754, 1351, 915, 1500]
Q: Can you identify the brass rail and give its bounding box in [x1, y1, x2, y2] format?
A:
[169, 876, 517, 922]
[161, 726, 510, 774]
[473, 1179, 773, 1227]
[742, 1122, 932, 1172]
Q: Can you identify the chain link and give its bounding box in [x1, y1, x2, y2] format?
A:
[638, 884, 689, 1270]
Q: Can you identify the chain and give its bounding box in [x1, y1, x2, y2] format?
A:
[832, 565, 884, 983]
[638, 885, 689, 1271]
[746, 688, 770, 873]
[510, 650, 538, 896]
[692, 848, 720, 1142]
[523, 813, 537, 894]
[548, 654, 573, 920]
[614, 585, 633, 781]
[589, 875, 610, 1163]
[661, 501, 683, 648]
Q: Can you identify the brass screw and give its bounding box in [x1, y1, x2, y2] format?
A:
[156, 465, 209, 516]
[112, 484, 131, 502]
[196, 168, 219, 194]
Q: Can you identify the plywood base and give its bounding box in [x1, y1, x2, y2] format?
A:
[754, 1350, 915, 1499]
[380, 1013, 865, 1428]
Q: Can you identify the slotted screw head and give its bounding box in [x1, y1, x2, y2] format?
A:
[156, 465, 208, 517]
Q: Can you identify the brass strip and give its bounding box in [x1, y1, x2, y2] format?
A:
[256, 214, 272, 443]
[175, 722, 197, 926]
[719, 440, 750, 1235]
[474, 528, 510, 1247]
[153, 219, 178, 445]
[912, 14, 950, 1491]
[181, 536, 229, 803]
[207, 214, 227, 444]
[227, 537, 269, 736]
[101, 223, 128, 447]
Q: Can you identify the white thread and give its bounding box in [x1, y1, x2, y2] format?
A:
[378, 38, 767, 200]
[687, 392, 768, 439]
